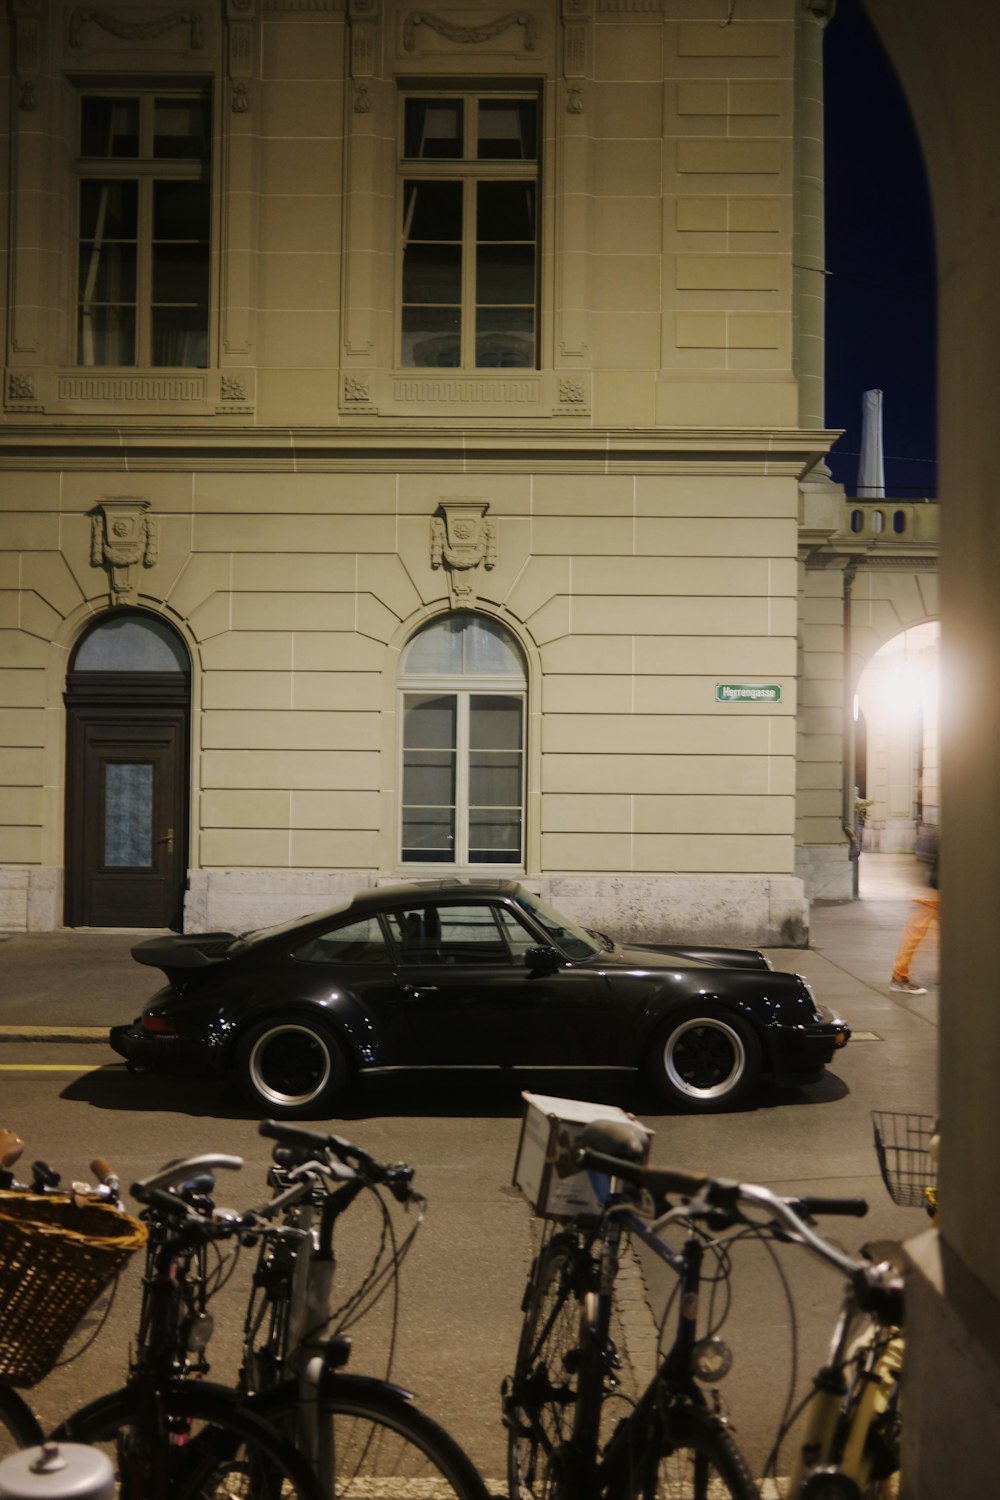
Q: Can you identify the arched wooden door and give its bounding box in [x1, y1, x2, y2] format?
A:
[64, 614, 190, 929]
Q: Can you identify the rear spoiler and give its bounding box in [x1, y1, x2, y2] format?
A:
[132, 932, 239, 974]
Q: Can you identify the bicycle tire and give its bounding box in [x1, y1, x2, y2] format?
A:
[0, 1380, 44, 1464]
[637, 1401, 760, 1500]
[251, 1373, 491, 1500]
[505, 1232, 590, 1500]
[49, 1378, 324, 1499]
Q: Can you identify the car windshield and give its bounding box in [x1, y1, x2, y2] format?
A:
[515, 891, 601, 961]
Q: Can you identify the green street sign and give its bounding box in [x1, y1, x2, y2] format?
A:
[715, 683, 782, 704]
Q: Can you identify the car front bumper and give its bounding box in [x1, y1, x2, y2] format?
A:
[767, 1005, 851, 1083]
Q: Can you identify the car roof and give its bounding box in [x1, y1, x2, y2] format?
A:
[349, 879, 523, 912]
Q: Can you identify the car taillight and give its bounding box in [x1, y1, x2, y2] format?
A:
[141, 1014, 178, 1035]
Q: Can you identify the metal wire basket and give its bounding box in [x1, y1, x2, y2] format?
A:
[871, 1110, 938, 1210]
[0, 1191, 147, 1387]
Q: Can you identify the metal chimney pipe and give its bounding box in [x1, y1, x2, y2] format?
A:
[857, 388, 886, 497]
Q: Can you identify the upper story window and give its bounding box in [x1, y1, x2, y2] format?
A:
[399, 91, 538, 370]
[76, 90, 211, 368]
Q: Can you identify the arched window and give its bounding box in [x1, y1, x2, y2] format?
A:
[399, 612, 526, 867]
[72, 612, 189, 674]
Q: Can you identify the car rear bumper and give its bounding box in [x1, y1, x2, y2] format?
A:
[109, 1022, 223, 1077]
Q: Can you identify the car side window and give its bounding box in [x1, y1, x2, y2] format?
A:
[291, 915, 389, 965]
[496, 904, 541, 957]
[388, 903, 510, 965]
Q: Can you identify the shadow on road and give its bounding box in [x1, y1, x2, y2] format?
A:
[59, 1062, 848, 1121]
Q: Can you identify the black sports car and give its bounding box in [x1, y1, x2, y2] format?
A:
[110, 879, 850, 1117]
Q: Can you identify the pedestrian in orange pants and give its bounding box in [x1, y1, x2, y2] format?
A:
[890, 854, 939, 995]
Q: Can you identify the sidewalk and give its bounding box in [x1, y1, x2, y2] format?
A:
[0, 854, 939, 1039]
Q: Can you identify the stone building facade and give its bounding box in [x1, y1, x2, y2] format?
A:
[0, 0, 932, 943]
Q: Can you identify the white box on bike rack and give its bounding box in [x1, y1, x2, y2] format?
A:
[513, 1093, 653, 1221]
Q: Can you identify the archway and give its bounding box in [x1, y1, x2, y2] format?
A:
[855, 620, 940, 854]
[64, 612, 190, 929]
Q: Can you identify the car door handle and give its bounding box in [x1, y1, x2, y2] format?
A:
[401, 984, 439, 1000]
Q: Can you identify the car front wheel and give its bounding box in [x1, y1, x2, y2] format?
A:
[236, 1018, 348, 1118]
[648, 1009, 761, 1112]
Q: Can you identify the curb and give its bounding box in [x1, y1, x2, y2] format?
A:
[0, 1026, 109, 1043]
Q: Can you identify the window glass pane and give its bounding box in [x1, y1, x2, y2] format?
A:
[77, 305, 135, 366]
[477, 182, 535, 241]
[404, 181, 463, 241]
[78, 240, 137, 303]
[477, 101, 536, 160]
[404, 694, 457, 748]
[292, 916, 388, 965]
[404, 99, 463, 159]
[387, 908, 444, 962]
[154, 98, 211, 160]
[475, 316, 534, 368]
[468, 809, 522, 864]
[104, 763, 154, 868]
[401, 809, 455, 862]
[403, 751, 456, 807]
[477, 244, 536, 306]
[80, 180, 137, 239]
[81, 98, 139, 157]
[470, 695, 523, 749]
[401, 614, 525, 677]
[401, 313, 461, 369]
[152, 306, 208, 367]
[516, 890, 599, 960]
[402, 244, 462, 305]
[470, 756, 522, 808]
[154, 180, 211, 240]
[152, 243, 210, 304]
[74, 615, 189, 673]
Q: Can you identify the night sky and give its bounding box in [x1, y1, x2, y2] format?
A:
[822, 0, 938, 498]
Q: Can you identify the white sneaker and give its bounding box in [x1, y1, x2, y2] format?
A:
[890, 976, 927, 994]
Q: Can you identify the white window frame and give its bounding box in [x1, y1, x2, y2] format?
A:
[75, 87, 212, 369]
[398, 671, 527, 872]
[397, 87, 540, 371]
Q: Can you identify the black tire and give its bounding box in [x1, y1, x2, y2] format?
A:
[236, 1016, 348, 1118]
[505, 1233, 591, 1500]
[50, 1378, 324, 1500]
[251, 1374, 491, 1500]
[641, 1401, 760, 1499]
[647, 1008, 762, 1111]
[0, 1380, 44, 1465]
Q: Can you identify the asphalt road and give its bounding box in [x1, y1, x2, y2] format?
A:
[0, 863, 938, 1496]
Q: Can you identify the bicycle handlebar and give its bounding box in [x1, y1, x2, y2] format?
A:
[259, 1119, 421, 1204]
[132, 1153, 244, 1201]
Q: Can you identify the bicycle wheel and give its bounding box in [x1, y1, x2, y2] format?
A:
[641, 1402, 759, 1500]
[50, 1379, 323, 1499]
[252, 1374, 491, 1499]
[505, 1232, 590, 1500]
[0, 1380, 44, 1464]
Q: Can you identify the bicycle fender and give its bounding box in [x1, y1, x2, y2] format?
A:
[249, 1371, 418, 1414]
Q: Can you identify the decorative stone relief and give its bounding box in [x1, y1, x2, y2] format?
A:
[91, 501, 158, 605]
[11, 1, 41, 111]
[354, 82, 372, 112]
[566, 83, 584, 112]
[349, 0, 379, 76]
[431, 501, 496, 607]
[558, 376, 587, 406]
[403, 10, 536, 51]
[68, 8, 206, 49]
[7, 373, 37, 402]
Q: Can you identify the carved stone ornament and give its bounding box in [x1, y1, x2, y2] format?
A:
[403, 10, 536, 51]
[68, 8, 205, 50]
[91, 500, 158, 604]
[430, 501, 496, 606]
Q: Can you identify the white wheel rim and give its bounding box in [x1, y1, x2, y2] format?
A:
[248, 1024, 332, 1108]
[663, 1017, 746, 1101]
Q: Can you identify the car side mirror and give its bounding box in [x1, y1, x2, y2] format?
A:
[525, 945, 561, 973]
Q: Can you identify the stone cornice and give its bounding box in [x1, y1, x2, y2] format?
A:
[0, 425, 840, 474]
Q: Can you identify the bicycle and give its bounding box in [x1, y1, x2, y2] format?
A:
[503, 1105, 873, 1500]
[776, 1110, 937, 1499]
[232, 1118, 491, 1500]
[0, 1139, 325, 1500]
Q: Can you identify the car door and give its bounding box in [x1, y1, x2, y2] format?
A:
[384, 900, 614, 1067]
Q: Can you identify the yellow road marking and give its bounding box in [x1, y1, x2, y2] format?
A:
[0, 1063, 115, 1072]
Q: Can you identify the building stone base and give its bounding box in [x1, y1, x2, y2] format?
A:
[4, 867, 809, 949]
[796, 843, 855, 902]
[901, 1228, 1000, 1498]
[0, 867, 62, 932]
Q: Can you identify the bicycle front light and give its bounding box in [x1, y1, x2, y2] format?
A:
[691, 1336, 732, 1383]
[800, 1469, 863, 1500]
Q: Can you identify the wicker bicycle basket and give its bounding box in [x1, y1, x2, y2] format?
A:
[871, 1110, 938, 1210]
[0, 1191, 147, 1387]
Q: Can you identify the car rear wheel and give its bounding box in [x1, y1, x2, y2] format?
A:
[648, 1009, 761, 1112]
[236, 1018, 348, 1117]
